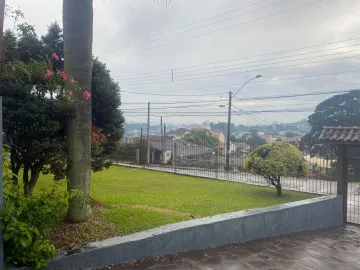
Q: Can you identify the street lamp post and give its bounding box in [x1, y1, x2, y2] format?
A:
[225, 75, 261, 171]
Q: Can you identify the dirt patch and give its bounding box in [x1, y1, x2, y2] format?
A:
[115, 204, 197, 219]
[50, 205, 117, 250]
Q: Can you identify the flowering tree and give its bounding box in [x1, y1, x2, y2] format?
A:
[0, 53, 89, 195]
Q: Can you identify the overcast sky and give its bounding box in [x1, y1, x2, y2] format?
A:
[4, 0, 360, 126]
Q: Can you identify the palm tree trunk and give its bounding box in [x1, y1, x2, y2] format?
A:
[0, 0, 5, 68]
[63, 0, 93, 222]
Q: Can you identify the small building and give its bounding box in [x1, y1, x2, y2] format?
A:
[167, 128, 190, 139]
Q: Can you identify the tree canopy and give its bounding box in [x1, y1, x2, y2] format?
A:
[245, 142, 308, 195]
[183, 129, 219, 149]
[1, 21, 124, 194]
[304, 90, 360, 180]
[306, 90, 360, 140]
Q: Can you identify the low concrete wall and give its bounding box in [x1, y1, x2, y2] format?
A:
[15, 195, 343, 270]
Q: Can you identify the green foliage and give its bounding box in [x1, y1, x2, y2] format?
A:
[247, 135, 266, 147]
[183, 129, 219, 149]
[304, 90, 360, 176]
[0, 153, 72, 269]
[1, 21, 124, 193]
[249, 129, 258, 136]
[92, 58, 124, 152]
[285, 131, 298, 138]
[230, 134, 238, 142]
[305, 90, 360, 140]
[0, 57, 72, 195]
[245, 142, 308, 195]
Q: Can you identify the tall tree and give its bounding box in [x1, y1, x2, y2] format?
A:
[92, 58, 124, 152]
[0, 0, 5, 65]
[304, 90, 360, 180]
[63, 0, 93, 222]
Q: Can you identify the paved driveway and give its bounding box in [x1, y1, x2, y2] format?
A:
[103, 225, 360, 270]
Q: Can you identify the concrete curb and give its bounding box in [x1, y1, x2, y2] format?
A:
[10, 195, 343, 270]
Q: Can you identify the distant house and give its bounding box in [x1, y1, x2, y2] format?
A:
[148, 137, 214, 165]
[192, 127, 226, 144]
[209, 131, 225, 144]
[284, 136, 302, 147]
[167, 128, 190, 139]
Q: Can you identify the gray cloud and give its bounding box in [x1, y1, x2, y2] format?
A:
[4, 0, 360, 125]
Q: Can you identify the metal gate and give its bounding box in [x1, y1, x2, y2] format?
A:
[347, 148, 360, 224]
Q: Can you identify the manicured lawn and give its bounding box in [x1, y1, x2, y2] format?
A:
[36, 166, 317, 247]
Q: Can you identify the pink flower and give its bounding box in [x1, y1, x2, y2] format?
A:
[66, 91, 73, 99]
[52, 53, 59, 61]
[59, 71, 68, 81]
[70, 79, 75, 85]
[83, 91, 91, 100]
[45, 70, 53, 79]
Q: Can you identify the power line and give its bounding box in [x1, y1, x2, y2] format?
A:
[120, 0, 295, 51]
[122, 89, 355, 106]
[124, 108, 315, 117]
[118, 42, 360, 81]
[122, 88, 354, 105]
[121, 101, 319, 111]
[234, 89, 357, 101]
[124, 0, 322, 55]
[114, 37, 360, 77]
[121, 53, 360, 86]
[121, 69, 360, 95]
[112, 0, 268, 49]
[122, 90, 226, 97]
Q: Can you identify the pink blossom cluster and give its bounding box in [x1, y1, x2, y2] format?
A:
[46, 53, 90, 101]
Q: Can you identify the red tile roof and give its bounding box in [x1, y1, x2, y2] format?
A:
[209, 131, 223, 138]
[319, 126, 360, 143]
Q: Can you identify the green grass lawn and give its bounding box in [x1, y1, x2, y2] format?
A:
[36, 166, 316, 246]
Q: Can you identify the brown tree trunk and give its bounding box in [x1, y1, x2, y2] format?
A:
[63, 0, 93, 222]
[276, 176, 282, 196]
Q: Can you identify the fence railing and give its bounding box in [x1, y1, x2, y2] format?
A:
[113, 138, 347, 194]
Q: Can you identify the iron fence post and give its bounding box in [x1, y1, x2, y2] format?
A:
[215, 150, 219, 179]
[337, 145, 348, 224]
[173, 142, 177, 173]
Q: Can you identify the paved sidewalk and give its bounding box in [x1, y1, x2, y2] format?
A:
[103, 225, 360, 270]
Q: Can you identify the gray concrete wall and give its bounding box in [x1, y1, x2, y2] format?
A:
[13, 196, 344, 270]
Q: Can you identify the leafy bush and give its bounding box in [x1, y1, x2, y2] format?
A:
[245, 142, 308, 196]
[0, 155, 73, 269]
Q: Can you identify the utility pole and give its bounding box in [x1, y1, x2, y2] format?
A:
[222, 75, 262, 172]
[140, 127, 143, 164]
[160, 116, 163, 151]
[147, 102, 150, 165]
[225, 91, 232, 172]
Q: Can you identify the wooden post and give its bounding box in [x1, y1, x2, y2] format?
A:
[337, 145, 348, 224]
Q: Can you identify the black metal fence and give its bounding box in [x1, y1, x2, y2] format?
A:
[113, 137, 360, 224]
[115, 138, 339, 191]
